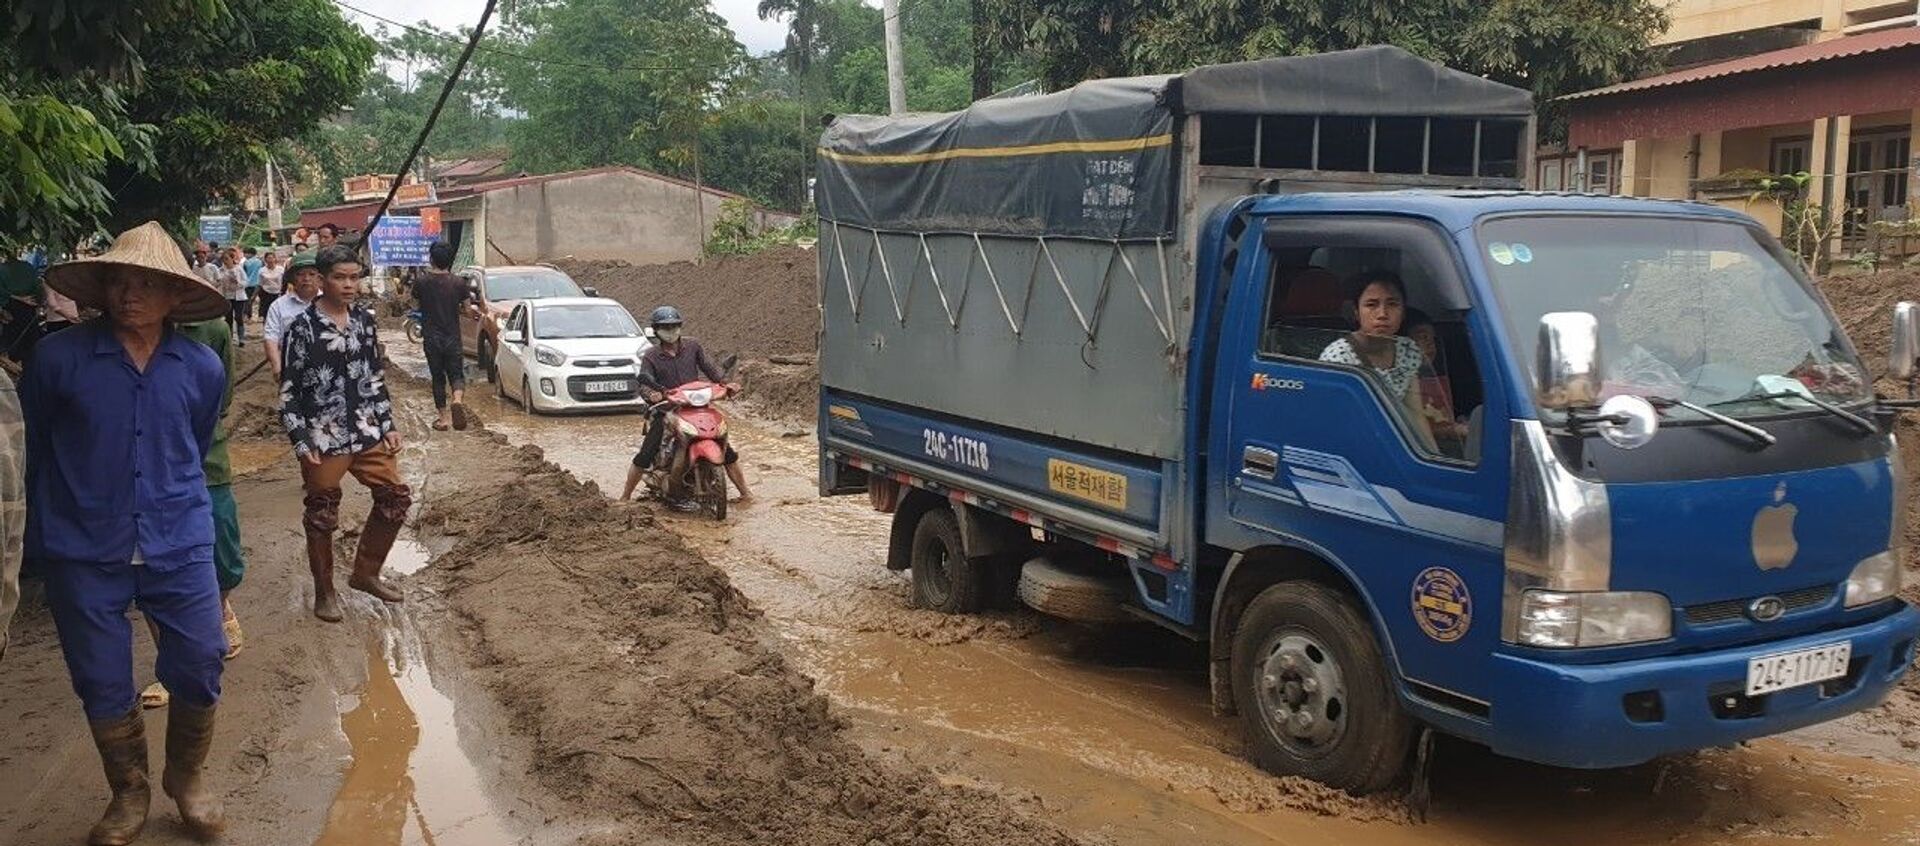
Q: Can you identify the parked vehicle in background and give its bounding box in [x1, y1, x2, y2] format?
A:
[495, 297, 651, 414]
[815, 46, 1920, 795]
[459, 264, 589, 383]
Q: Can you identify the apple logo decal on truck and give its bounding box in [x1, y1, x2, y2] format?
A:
[1751, 482, 1799, 571]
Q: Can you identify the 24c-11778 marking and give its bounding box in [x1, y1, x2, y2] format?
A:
[924, 428, 991, 471]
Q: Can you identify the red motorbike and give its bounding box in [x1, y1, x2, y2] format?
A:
[642, 379, 739, 520]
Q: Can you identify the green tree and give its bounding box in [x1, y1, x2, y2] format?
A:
[99, 0, 375, 230]
[0, 1, 207, 250]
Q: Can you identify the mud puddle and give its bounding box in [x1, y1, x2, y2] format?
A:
[383, 346, 1920, 845]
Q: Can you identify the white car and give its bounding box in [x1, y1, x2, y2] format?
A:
[495, 297, 654, 414]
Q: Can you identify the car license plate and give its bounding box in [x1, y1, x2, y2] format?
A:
[1746, 642, 1851, 696]
[584, 379, 628, 393]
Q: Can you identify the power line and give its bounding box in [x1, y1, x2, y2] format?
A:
[332, 0, 729, 73]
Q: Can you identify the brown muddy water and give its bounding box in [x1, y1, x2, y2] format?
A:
[379, 347, 1920, 846]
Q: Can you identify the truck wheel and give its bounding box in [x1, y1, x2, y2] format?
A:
[1231, 581, 1414, 794]
[909, 508, 986, 613]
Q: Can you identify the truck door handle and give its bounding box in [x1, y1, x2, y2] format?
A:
[1242, 446, 1278, 480]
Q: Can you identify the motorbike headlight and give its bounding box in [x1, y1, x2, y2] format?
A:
[534, 344, 566, 366]
[1846, 551, 1903, 608]
[1516, 590, 1671, 648]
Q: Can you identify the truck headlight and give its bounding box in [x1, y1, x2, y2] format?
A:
[534, 344, 566, 366]
[1845, 551, 1902, 608]
[1517, 590, 1671, 648]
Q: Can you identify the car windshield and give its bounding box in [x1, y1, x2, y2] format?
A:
[535, 304, 641, 339]
[1481, 215, 1869, 421]
[486, 269, 580, 301]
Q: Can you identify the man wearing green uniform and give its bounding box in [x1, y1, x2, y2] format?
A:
[175, 318, 244, 657]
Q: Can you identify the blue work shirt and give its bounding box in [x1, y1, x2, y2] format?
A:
[21, 321, 226, 569]
[244, 257, 262, 288]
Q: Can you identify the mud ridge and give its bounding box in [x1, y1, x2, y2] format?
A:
[409, 430, 1095, 845]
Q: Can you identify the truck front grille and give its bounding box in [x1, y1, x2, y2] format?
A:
[1683, 584, 1835, 626]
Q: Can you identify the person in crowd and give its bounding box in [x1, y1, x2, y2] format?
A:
[0, 369, 21, 663]
[622, 306, 751, 506]
[315, 224, 340, 249]
[279, 245, 408, 622]
[264, 252, 320, 379]
[25, 222, 231, 842]
[1319, 271, 1435, 451]
[413, 241, 475, 431]
[176, 316, 246, 656]
[219, 247, 250, 342]
[242, 246, 262, 296]
[255, 250, 284, 321]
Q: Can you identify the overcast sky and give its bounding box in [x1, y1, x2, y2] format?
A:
[336, 0, 791, 57]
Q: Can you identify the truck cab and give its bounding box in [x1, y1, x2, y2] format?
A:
[1200, 191, 1917, 782]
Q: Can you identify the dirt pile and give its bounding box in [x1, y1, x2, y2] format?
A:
[412, 432, 1087, 845]
[558, 247, 819, 358]
[1816, 269, 1920, 725]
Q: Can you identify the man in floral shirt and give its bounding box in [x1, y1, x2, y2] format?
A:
[279, 245, 408, 622]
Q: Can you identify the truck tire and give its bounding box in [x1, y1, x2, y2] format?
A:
[1230, 581, 1413, 794]
[1016, 557, 1131, 623]
[909, 508, 987, 613]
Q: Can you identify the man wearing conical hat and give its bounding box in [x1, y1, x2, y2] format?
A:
[22, 221, 231, 843]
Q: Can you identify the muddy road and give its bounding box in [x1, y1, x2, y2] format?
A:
[5, 330, 1919, 846]
[386, 343, 1920, 846]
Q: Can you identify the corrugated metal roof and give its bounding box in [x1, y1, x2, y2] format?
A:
[1561, 26, 1920, 101]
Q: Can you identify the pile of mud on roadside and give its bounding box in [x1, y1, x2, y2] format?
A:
[411, 432, 1088, 845]
[558, 248, 819, 358]
[1816, 268, 1920, 709]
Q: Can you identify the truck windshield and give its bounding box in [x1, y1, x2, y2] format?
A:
[1481, 215, 1869, 421]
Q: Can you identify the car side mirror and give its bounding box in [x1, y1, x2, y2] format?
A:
[1536, 312, 1603, 410]
[582, 286, 599, 297]
[1891, 302, 1919, 386]
[502, 329, 525, 345]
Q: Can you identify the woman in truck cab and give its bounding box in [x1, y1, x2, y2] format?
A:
[1319, 271, 1437, 451]
[1402, 308, 1468, 453]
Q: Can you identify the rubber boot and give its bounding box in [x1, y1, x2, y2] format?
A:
[348, 490, 406, 603]
[86, 709, 150, 846]
[162, 702, 223, 840]
[305, 488, 344, 622]
[307, 529, 342, 622]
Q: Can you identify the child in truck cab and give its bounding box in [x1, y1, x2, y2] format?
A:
[1319, 271, 1436, 451]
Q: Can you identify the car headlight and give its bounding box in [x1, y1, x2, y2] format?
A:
[1846, 551, 1903, 608]
[534, 344, 566, 366]
[1516, 590, 1671, 648]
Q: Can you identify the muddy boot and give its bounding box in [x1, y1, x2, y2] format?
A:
[86, 709, 150, 846]
[307, 529, 342, 622]
[348, 485, 410, 603]
[305, 489, 344, 622]
[161, 702, 223, 840]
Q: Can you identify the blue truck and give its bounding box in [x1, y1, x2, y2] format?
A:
[813, 46, 1920, 792]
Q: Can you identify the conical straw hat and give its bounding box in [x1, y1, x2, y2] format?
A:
[44, 221, 228, 322]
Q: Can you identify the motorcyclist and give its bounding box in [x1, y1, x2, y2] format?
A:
[622, 306, 752, 507]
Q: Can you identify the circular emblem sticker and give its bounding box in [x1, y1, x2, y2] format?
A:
[1510, 243, 1534, 264]
[1487, 242, 1515, 266]
[1411, 567, 1472, 643]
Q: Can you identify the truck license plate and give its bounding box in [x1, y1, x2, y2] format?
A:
[1746, 642, 1851, 696]
[584, 379, 628, 393]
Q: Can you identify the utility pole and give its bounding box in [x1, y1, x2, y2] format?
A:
[883, 0, 907, 114]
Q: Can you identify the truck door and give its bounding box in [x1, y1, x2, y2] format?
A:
[1214, 216, 1512, 712]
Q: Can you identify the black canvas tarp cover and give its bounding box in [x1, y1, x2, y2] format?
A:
[816, 45, 1533, 239]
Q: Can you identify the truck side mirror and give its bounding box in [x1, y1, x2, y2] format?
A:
[1536, 311, 1603, 410]
[1890, 302, 1919, 384]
